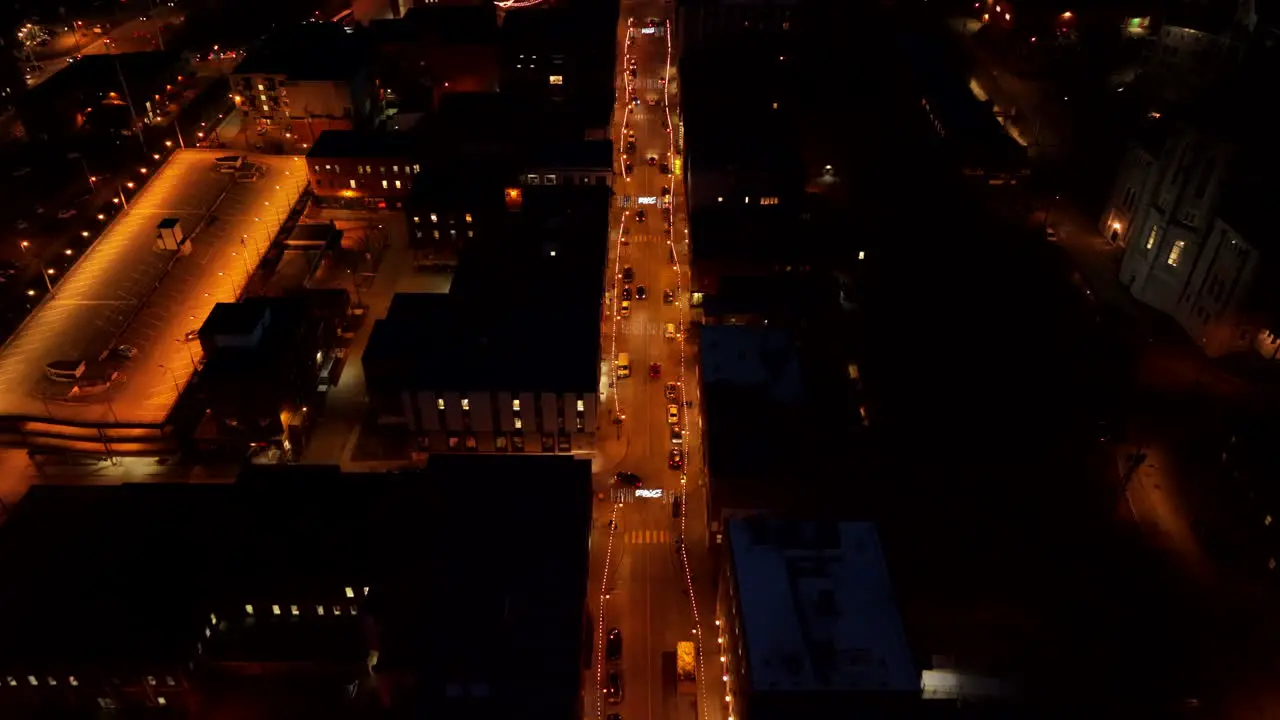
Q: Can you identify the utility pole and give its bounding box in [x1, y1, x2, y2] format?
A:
[114, 56, 148, 155]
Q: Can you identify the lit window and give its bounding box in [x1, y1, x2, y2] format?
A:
[334, 165, 341, 174]
[461, 398, 470, 411]
[69, 676, 78, 686]
[325, 165, 332, 171]
[514, 417, 523, 429]
[449, 229, 457, 238]
[393, 165, 399, 173]
[147, 677, 156, 686]
[349, 179, 357, 189]
[262, 104, 269, 112]
[436, 398, 445, 410]
[272, 604, 281, 615]
[313, 166, 320, 174]
[1145, 225, 1158, 250]
[165, 677, 175, 686]
[291, 605, 299, 616]
[858, 250, 866, 260]
[357, 166, 364, 174]
[433, 230, 440, 238]
[381, 180, 389, 189]
[1167, 239, 1186, 267]
[210, 613, 218, 624]
[577, 399, 585, 412]
[465, 213, 473, 223]
[717, 196, 724, 202]
[395, 180, 402, 189]
[6, 677, 15, 686]
[513, 399, 521, 411]
[28, 676, 37, 686]
[760, 197, 779, 205]
[244, 604, 254, 615]
[430, 213, 438, 223]
[379, 167, 386, 174]
[317, 605, 325, 615]
[257, 84, 264, 91]
[345, 586, 355, 598]
[366, 165, 372, 173]
[413, 217, 420, 223]
[258, 95, 265, 102]
[47, 677, 56, 685]
[158, 698, 168, 706]
[334, 605, 343, 615]
[350, 606, 358, 615]
[772, 102, 779, 110]
[414, 164, 421, 173]
[467, 230, 474, 237]
[550, 74, 564, 85]
[363, 587, 370, 595]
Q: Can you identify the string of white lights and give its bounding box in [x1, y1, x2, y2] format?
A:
[661, 17, 714, 720]
[594, 501, 622, 719]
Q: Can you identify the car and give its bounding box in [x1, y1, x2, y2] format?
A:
[625, 141, 636, 154]
[624, 162, 633, 175]
[114, 345, 138, 359]
[647, 97, 657, 106]
[182, 329, 200, 343]
[56, 209, 76, 219]
[614, 471, 642, 486]
[649, 362, 661, 378]
[647, 155, 657, 166]
[631, 96, 640, 106]
[670, 425, 683, 444]
[664, 323, 677, 340]
[628, 68, 637, 78]
[606, 671, 623, 704]
[635, 209, 646, 222]
[663, 289, 674, 304]
[608, 715, 623, 720]
[606, 628, 623, 661]
[636, 285, 647, 300]
[659, 162, 670, 174]
[668, 448, 684, 470]
[667, 405, 680, 424]
[620, 300, 631, 317]
[664, 382, 678, 401]
[14, 220, 28, 229]
[622, 266, 634, 283]
[621, 287, 632, 302]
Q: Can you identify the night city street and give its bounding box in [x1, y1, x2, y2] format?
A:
[0, 0, 1277, 718]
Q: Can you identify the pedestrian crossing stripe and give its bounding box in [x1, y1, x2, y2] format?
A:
[624, 530, 670, 545]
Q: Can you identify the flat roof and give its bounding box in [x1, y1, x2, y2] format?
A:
[0, 150, 307, 425]
[0, 455, 592, 681]
[357, 454, 594, 718]
[366, 185, 607, 394]
[689, 204, 825, 266]
[307, 130, 420, 160]
[728, 517, 917, 693]
[232, 22, 363, 80]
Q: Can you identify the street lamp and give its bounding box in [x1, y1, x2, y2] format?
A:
[42, 267, 57, 296]
[19, 241, 29, 254]
[175, 338, 196, 367]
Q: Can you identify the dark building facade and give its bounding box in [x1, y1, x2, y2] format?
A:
[306, 130, 421, 209]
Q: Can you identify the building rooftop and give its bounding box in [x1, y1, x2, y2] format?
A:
[233, 22, 364, 81]
[0, 455, 591, 692]
[366, 184, 608, 394]
[689, 204, 825, 267]
[728, 517, 917, 693]
[201, 298, 273, 338]
[364, 454, 593, 718]
[308, 130, 420, 160]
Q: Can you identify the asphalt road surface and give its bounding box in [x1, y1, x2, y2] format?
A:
[589, 4, 724, 720]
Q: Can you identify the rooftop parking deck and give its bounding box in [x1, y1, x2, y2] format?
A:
[0, 150, 307, 425]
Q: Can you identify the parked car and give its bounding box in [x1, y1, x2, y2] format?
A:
[57, 209, 77, 219]
[605, 671, 623, 704]
[664, 382, 678, 401]
[663, 289, 674, 304]
[668, 447, 684, 470]
[636, 285, 646, 300]
[114, 345, 138, 359]
[606, 628, 623, 661]
[614, 471, 642, 486]
[182, 329, 200, 343]
[667, 405, 680, 424]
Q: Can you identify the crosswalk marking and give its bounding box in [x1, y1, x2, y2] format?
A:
[625, 530, 670, 545]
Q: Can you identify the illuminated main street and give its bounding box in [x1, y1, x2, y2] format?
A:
[589, 5, 724, 720]
[0, 149, 305, 425]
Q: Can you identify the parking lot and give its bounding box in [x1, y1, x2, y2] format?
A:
[0, 149, 308, 424]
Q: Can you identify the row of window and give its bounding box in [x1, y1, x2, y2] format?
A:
[428, 432, 572, 453]
[415, 228, 474, 240]
[314, 163, 420, 176]
[435, 396, 588, 432]
[414, 213, 474, 224]
[524, 173, 611, 187]
[715, 196, 780, 204]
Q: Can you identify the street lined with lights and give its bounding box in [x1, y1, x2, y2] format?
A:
[596, 10, 717, 720]
[0, 150, 306, 424]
